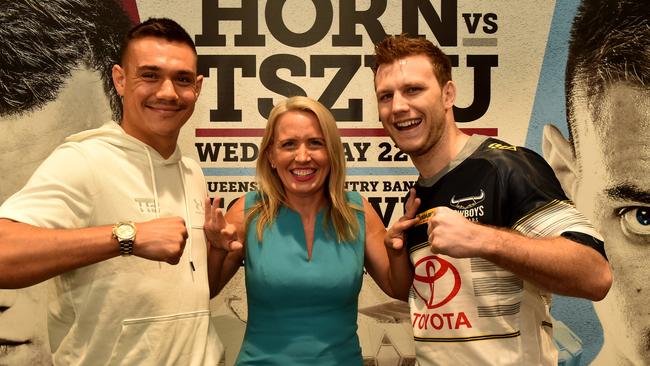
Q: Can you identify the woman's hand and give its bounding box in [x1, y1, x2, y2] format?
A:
[204, 196, 243, 251]
[385, 188, 421, 250]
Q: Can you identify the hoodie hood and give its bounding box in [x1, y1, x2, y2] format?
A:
[65, 121, 183, 165]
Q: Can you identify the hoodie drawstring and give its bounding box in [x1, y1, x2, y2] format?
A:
[178, 160, 196, 272]
[144, 148, 161, 219]
[143, 147, 162, 270]
[144, 147, 195, 273]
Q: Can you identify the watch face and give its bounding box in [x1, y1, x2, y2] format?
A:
[116, 224, 135, 238]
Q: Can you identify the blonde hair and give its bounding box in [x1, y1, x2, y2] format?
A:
[247, 96, 361, 242]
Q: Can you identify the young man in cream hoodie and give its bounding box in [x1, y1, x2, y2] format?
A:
[0, 18, 225, 365]
[0, 2, 131, 364]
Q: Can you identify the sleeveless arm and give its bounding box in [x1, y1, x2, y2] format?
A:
[363, 197, 413, 301]
[209, 195, 246, 298]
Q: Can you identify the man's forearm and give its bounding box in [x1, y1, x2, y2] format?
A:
[480, 226, 612, 300]
[0, 219, 118, 288]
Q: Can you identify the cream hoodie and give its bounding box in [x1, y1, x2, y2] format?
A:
[0, 121, 222, 365]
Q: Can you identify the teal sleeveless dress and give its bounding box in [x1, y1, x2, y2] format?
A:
[235, 191, 365, 365]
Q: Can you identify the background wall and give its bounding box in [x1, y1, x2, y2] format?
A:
[0, 1, 617, 365]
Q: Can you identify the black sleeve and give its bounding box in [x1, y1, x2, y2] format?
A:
[561, 231, 608, 260]
[491, 145, 569, 228]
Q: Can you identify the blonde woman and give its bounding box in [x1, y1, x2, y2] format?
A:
[205, 96, 415, 365]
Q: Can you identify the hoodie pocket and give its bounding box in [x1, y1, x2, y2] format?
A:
[107, 310, 213, 366]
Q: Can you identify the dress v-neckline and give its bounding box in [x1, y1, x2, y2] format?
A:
[302, 211, 322, 261]
[286, 206, 325, 262]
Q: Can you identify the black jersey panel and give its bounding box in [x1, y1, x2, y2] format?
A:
[403, 137, 572, 253]
[405, 159, 502, 252]
[479, 139, 569, 228]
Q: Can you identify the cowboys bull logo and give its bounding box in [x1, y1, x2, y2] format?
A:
[450, 189, 485, 210]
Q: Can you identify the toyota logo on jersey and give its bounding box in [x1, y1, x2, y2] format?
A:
[412, 255, 461, 309]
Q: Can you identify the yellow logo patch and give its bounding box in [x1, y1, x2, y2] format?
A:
[487, 142, 517, 151]
[415, 208, 436, 226]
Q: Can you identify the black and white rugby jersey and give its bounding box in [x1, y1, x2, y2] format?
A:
[404, 134, 604, 366]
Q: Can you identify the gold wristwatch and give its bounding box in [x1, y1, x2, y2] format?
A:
[112, 221, 136, 256]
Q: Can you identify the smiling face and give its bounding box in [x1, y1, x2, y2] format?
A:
[570, 82, 650, 362]
[375, 54, 454, 159]
[112, 36, 203, 158]
[267, 110, 330, 205]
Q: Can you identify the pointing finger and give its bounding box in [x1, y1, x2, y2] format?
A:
[404, 189, 420, 219]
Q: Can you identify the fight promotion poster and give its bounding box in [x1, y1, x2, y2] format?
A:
[1, 1, 647, 365]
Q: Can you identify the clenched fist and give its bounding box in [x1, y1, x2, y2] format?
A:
[427, 206, 488, 258]
[132, 217, 188, 264]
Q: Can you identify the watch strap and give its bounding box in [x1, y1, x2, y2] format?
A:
[119, 239, 134, 256]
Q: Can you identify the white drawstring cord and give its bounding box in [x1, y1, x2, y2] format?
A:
[144, 147, 162, 269]
[178, 160, 196, 273]
[144, 146, 195, 274]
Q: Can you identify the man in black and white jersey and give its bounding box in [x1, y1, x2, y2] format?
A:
[373, 35, 612, 365]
